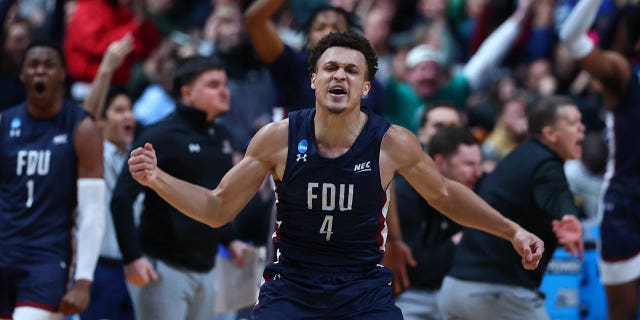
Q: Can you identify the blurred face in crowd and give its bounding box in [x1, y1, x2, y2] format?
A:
[182, 69, 230, 121]
[3, 21, 31, 68]
[434, 143, 482, 189]
[104, 94, 136, 151]
[20, 46, 66, 110]
[544, 104, 585, 161]
[391, 48, 409, 81]
[418, 0, 447, 19]
[406, 60, 441, 99]
[157, 52, 178, 93]
[495, 76, 517, 102]
[418, 106, 461, 146]
[363, 8, 392, 52]
[499, 98, 528, 141]
[213, 6, 244, 53]
[311, 46, 370, 114]
[527, 59, 557, 96]
[307, 11, 349, 49]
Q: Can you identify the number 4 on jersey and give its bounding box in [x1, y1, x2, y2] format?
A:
[320, 215, 334, 241]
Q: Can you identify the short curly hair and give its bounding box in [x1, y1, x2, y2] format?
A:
[307, 32, 378, 82]
[302, 5, 362, 35]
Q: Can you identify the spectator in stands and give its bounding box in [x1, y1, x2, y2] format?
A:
[63, 0, 160, 97]
[0, 17, 31, 110]
[245, 0, 385, 115]
[395, 126, 483, 319]
[416, 102, 462, 149]
[439, 95, 585, 319]
[384, 0, 534, 134]
[481, 92, 529, 171]
[111, 56, 248, 320]
[78, 34, 136, 320]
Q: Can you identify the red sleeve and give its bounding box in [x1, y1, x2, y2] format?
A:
[65, 1, 138, 58]
[64, 0, 160, 84]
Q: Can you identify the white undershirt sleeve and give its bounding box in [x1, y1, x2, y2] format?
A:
[74, 178, 106, 281]
[463, 18, 519, 90]
[558, 0, 602, 58]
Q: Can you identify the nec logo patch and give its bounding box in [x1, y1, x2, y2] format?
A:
[53, 134, 68, 144]
[353, 161, 371, 173]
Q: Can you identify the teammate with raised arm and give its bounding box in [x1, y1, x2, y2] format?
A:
[559, 2, 640, 319]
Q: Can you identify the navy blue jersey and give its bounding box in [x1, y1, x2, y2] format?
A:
[603, 63, 640, 192]
[599, 63, 640, 262]
[273, 108, 391, 271]
[0, 101, 88, 264]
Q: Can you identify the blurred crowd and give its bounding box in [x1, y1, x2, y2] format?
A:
[1, 0, 621, 196]
[1, 0, 638, 319]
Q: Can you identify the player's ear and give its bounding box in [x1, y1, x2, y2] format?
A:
[361, 80, 371, 97]
[311, 73, 316, 90]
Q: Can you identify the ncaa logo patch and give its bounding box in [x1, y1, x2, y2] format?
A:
[10, 117, 21, 138]
[10, 118, 21, 129]
[297, 140, 308, 153]
[296, 139, 308, 162]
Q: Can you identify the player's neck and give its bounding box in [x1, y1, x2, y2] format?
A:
[26, 95, 64, 119]
[314, 109, 367, 157]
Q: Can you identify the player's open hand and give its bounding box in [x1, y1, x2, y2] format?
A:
[59, 279, 91, 315]
[129, 143, 159, 187]
[125, 257, 159, 287]
[552, 214, 584, 260]
[381, 238, 417, 294]
[512, 228, 544, 270]
[101, 34, 134, 74]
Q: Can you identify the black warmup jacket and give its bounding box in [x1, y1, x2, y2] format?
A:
[395, 175, 462, 290]
[111, 104, 235, 272]
[448, 138, 578, 289]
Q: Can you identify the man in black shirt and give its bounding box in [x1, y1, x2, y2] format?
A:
[439, 95, 585, 319]
[111, 56, 248, 320]
[395, 126, 482, 319]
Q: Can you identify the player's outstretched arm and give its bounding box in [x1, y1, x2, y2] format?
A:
[381, 125, 544, 270]
[128, 120, 287, 228]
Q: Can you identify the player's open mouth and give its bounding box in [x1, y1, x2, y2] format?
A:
[35, 82, 45, 94]
[329, 85, 347, 96]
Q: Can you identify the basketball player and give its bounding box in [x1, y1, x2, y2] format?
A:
[0, 39, 104, 319]
[127, 32, 544, 319]
[560, 1, 640, 318]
